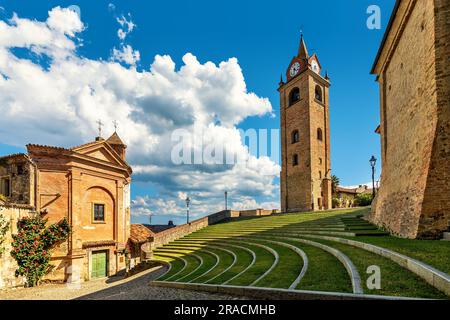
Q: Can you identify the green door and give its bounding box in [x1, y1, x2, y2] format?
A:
[91, 251, 107, 278]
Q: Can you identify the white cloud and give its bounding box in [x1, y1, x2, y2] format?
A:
[0, 7, 279, 221]
[46, 6, 84, 37]
[231, 197, 280, 211]
[116, 14, 135, 41]
[112, 44, 140, 65]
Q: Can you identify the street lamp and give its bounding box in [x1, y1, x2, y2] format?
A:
[185, 196, 191, 224]
[369, 155, 377, 199]
[224, 191, 228, 211]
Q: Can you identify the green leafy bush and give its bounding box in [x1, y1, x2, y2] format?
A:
[0, 213, 9, 256]
[11, 215, 71, 287]
[354, 193, 373, 207]
[332, 198, 340, 208]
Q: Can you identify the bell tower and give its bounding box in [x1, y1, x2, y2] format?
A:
[279, 35, 332, 212]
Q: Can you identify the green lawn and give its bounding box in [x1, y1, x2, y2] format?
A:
[152, 207, 449, 299]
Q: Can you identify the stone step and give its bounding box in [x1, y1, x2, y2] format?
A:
[443, 232, 450, 241]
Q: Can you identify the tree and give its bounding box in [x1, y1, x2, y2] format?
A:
[331, 175, 340, 194]
[11, 215, 71, 287]
[0, 213, 9, 256]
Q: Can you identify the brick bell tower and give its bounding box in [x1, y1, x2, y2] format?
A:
[279, 34, 332, 212]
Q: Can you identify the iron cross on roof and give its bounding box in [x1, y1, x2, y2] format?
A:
[96, 119, 104, 137]
[113, 120, 118, 132]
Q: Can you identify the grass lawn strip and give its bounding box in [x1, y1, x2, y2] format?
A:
[345, 236, 450, 275]
[253, 234, 362, 294]
[278, 239, 353, 293]
[300, 234, 450, 296]
[236, 237, 308, 289]
[152, 253, 187, 281]
[171, 242, 238, 284]
[309, 238, 447, 299]
[213, 237, 302, 289]
[176, 241, 257, 285]
[161, 246, 223, 283]
[154, 249, 202, 282]
[180, 237, 278, 286]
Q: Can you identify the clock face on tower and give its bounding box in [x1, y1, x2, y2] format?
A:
[311, 60, 319, 74]
[290, 62, 301, 77]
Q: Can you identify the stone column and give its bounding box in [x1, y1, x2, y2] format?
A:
[322, 178, 332, 210]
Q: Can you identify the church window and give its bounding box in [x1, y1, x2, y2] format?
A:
[317, 128, 323, 141]
[319, 171, 322, 179]
[319, 158, 323, 165]
[291, 130, 299, 144]
[93, 203, 105, 222]
[292, 154, 299, 166]
[289, 87, 300, 105]
[315, 85, 323, 102]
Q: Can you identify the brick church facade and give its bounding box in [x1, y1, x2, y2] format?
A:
[0, 132, 132, 282]
[279, 35, 332, 212]
[370, 0, 450, 238]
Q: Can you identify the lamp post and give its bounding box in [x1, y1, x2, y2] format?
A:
[186, 196, 191, 224]
[369, 155, 377, 199]
[224, 191, 228, 211]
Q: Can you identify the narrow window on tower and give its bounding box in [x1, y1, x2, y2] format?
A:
[292, 154, 299, 166]
[289, 87, 300, 106]
[319, 157, 323, 165]
[319, 171, 322, 179]
[17, 164, 24, 175]
[317, 128, 323, 141]
[315, 85, 322, 102]
[291, 130, 299, 144]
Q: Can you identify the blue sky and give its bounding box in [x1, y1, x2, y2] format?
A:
[0, 1, 394, 224]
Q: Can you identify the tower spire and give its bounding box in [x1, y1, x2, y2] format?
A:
[298, 33, 309, 59]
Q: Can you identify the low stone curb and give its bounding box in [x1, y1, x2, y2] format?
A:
[150, 281, 433, 300]
[301, 234, 450, 296]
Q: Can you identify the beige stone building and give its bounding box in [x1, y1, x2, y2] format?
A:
[0, 132, 132, 284]
[370, 0, 450, 239]
[279, 35, 332, 212]
[334, 185, 374, 208]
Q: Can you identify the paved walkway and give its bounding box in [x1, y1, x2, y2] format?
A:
[0, 266, 243, 300]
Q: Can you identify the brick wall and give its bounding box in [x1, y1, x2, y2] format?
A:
[280, 67, 332, 212]
[370, 0, 450, 239]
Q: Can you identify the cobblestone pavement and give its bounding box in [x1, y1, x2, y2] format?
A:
[0, 266, 244, 300]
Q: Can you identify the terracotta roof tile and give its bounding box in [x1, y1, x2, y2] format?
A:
[82, 240, 116, 248]
[106, 132, 126, 146]
[130, 224, 155, 244]
[26, 144, 69, 151]
[70, 140, 100, 150]
[0, 153, 27, 160]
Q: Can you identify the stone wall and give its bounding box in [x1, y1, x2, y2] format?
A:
[0, 157, 34, 206]
[370, 0, 450, 239]
[0, 204, 33, 289]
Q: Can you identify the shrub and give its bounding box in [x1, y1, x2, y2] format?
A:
[332, 198, 340, 208]
[354, 193, 373, 207]
[11, 215, 71, 287]
[0, 213, 9, 256]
